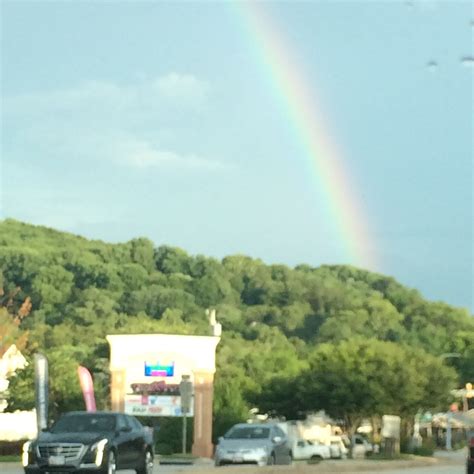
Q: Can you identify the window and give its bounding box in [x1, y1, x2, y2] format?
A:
[117, 415, 129, 431]
[51, 414, 116, 433]
[225, 426, 270, 439]
[128, 416, 143, 430]
[273, 426, 286, 438]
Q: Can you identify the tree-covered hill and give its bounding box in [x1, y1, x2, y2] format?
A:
[1, 219, 473, 438]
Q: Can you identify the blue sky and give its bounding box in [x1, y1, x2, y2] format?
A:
[1, 1, 472, 311]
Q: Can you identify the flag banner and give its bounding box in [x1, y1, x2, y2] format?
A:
[34, 353, 48, 431]
[77, 366, 97, 412]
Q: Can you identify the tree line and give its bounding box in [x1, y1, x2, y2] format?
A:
[1, 219, 473, 441]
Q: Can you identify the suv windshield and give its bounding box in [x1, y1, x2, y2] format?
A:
[225, 426, 270, 439]
[51, 414, 116, 433]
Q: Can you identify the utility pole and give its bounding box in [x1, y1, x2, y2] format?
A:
[179, 375, 193, 455]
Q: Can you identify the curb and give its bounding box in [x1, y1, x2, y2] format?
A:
[157, 456, 210, 466]
[179, 455, 463, 474]
[158, 459, 195, 465]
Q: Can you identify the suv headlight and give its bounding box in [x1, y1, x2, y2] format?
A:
[90, 439, 108, 466]
[22, 441, 32, 467]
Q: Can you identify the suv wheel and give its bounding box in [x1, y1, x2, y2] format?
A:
[136, 450, 153, 474]
[106, 450, 116, 474]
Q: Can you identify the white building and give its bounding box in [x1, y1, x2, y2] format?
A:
[0, 344, 37, 441]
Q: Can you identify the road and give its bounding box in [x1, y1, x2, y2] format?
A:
[361, 466, 463, 474]
[1, 460, 466, 474]
[2, 448, 467, 474]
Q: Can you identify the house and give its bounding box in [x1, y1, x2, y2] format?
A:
[0, 344, 36, 441]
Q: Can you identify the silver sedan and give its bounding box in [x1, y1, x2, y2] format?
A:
[214, 423, 292, 467]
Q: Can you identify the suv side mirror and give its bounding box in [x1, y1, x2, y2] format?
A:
[120, 426, 132, 432]
[272, 436, 282, 444]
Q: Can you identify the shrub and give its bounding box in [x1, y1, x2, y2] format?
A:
[413, 437, 435, 456]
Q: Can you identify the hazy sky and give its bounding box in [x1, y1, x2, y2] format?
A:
[1, 1, 472, 311]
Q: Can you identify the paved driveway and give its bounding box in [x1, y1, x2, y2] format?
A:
[0, 464, 465, 474]
[2, 449, 466, 474]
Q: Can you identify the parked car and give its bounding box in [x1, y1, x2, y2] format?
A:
[290, 438, 331, 462]
[22, 411, 154, 474]
[351, 434, 373, 458]
[214, 422, 292, 467]
[329, 435, 349, 459]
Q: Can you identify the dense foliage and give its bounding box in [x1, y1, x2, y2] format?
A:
[1, 219, 472, 439]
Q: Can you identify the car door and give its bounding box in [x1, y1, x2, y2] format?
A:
[294, 439, 306, 460]
[295, 439, 312, 460]
[126, 415, 146, 466]
[115, 414, 135, 468]
[271, 426, 289, 463]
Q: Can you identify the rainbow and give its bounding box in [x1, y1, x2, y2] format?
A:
[232, 3, 377, 270]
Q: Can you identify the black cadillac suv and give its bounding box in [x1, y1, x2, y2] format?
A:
[22, 411, 154, 474]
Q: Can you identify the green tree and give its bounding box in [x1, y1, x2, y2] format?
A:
[0, 288, 31, 356]
[154, 246, 191, 274]
[7, 346, 89, 417]
[31, 265, 74, 308]
[288, 339, 457, 432]
[129, 238, 155, 272]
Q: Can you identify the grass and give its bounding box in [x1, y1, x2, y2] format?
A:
[0, 455, 21, 462]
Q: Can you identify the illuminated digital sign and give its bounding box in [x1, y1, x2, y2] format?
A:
[144, 361, 175, 377]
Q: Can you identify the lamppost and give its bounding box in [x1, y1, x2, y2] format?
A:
[179, 375, 193, 455]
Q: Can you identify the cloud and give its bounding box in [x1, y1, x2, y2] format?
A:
[5, 73, 209, 117]
[152, 73, 210, 103]
[3, 73, 231, 173]
[121, 139, 230, 171]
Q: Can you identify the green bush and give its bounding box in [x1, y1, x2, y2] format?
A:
[400, 436, 411, 453]
[452, 439, 466, 450]
[153, 417, 194, 454]
[154, 443, 173, 455]
[413, 437, 435, 456]
[0, 441, 24, 456]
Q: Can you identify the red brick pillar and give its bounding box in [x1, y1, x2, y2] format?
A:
[192, 371, 215, 458]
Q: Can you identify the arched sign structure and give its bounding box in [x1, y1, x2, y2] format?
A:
[107, 334, 220, 458]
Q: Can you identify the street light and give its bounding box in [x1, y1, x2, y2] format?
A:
[179, 375, 193, 455]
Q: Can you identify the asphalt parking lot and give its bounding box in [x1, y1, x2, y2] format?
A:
[1, 451, 466, 474]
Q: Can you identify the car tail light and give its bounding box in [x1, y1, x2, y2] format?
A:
[469, 437, 474, 447]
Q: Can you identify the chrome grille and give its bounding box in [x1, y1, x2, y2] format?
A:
[37, 443, 85, 461]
